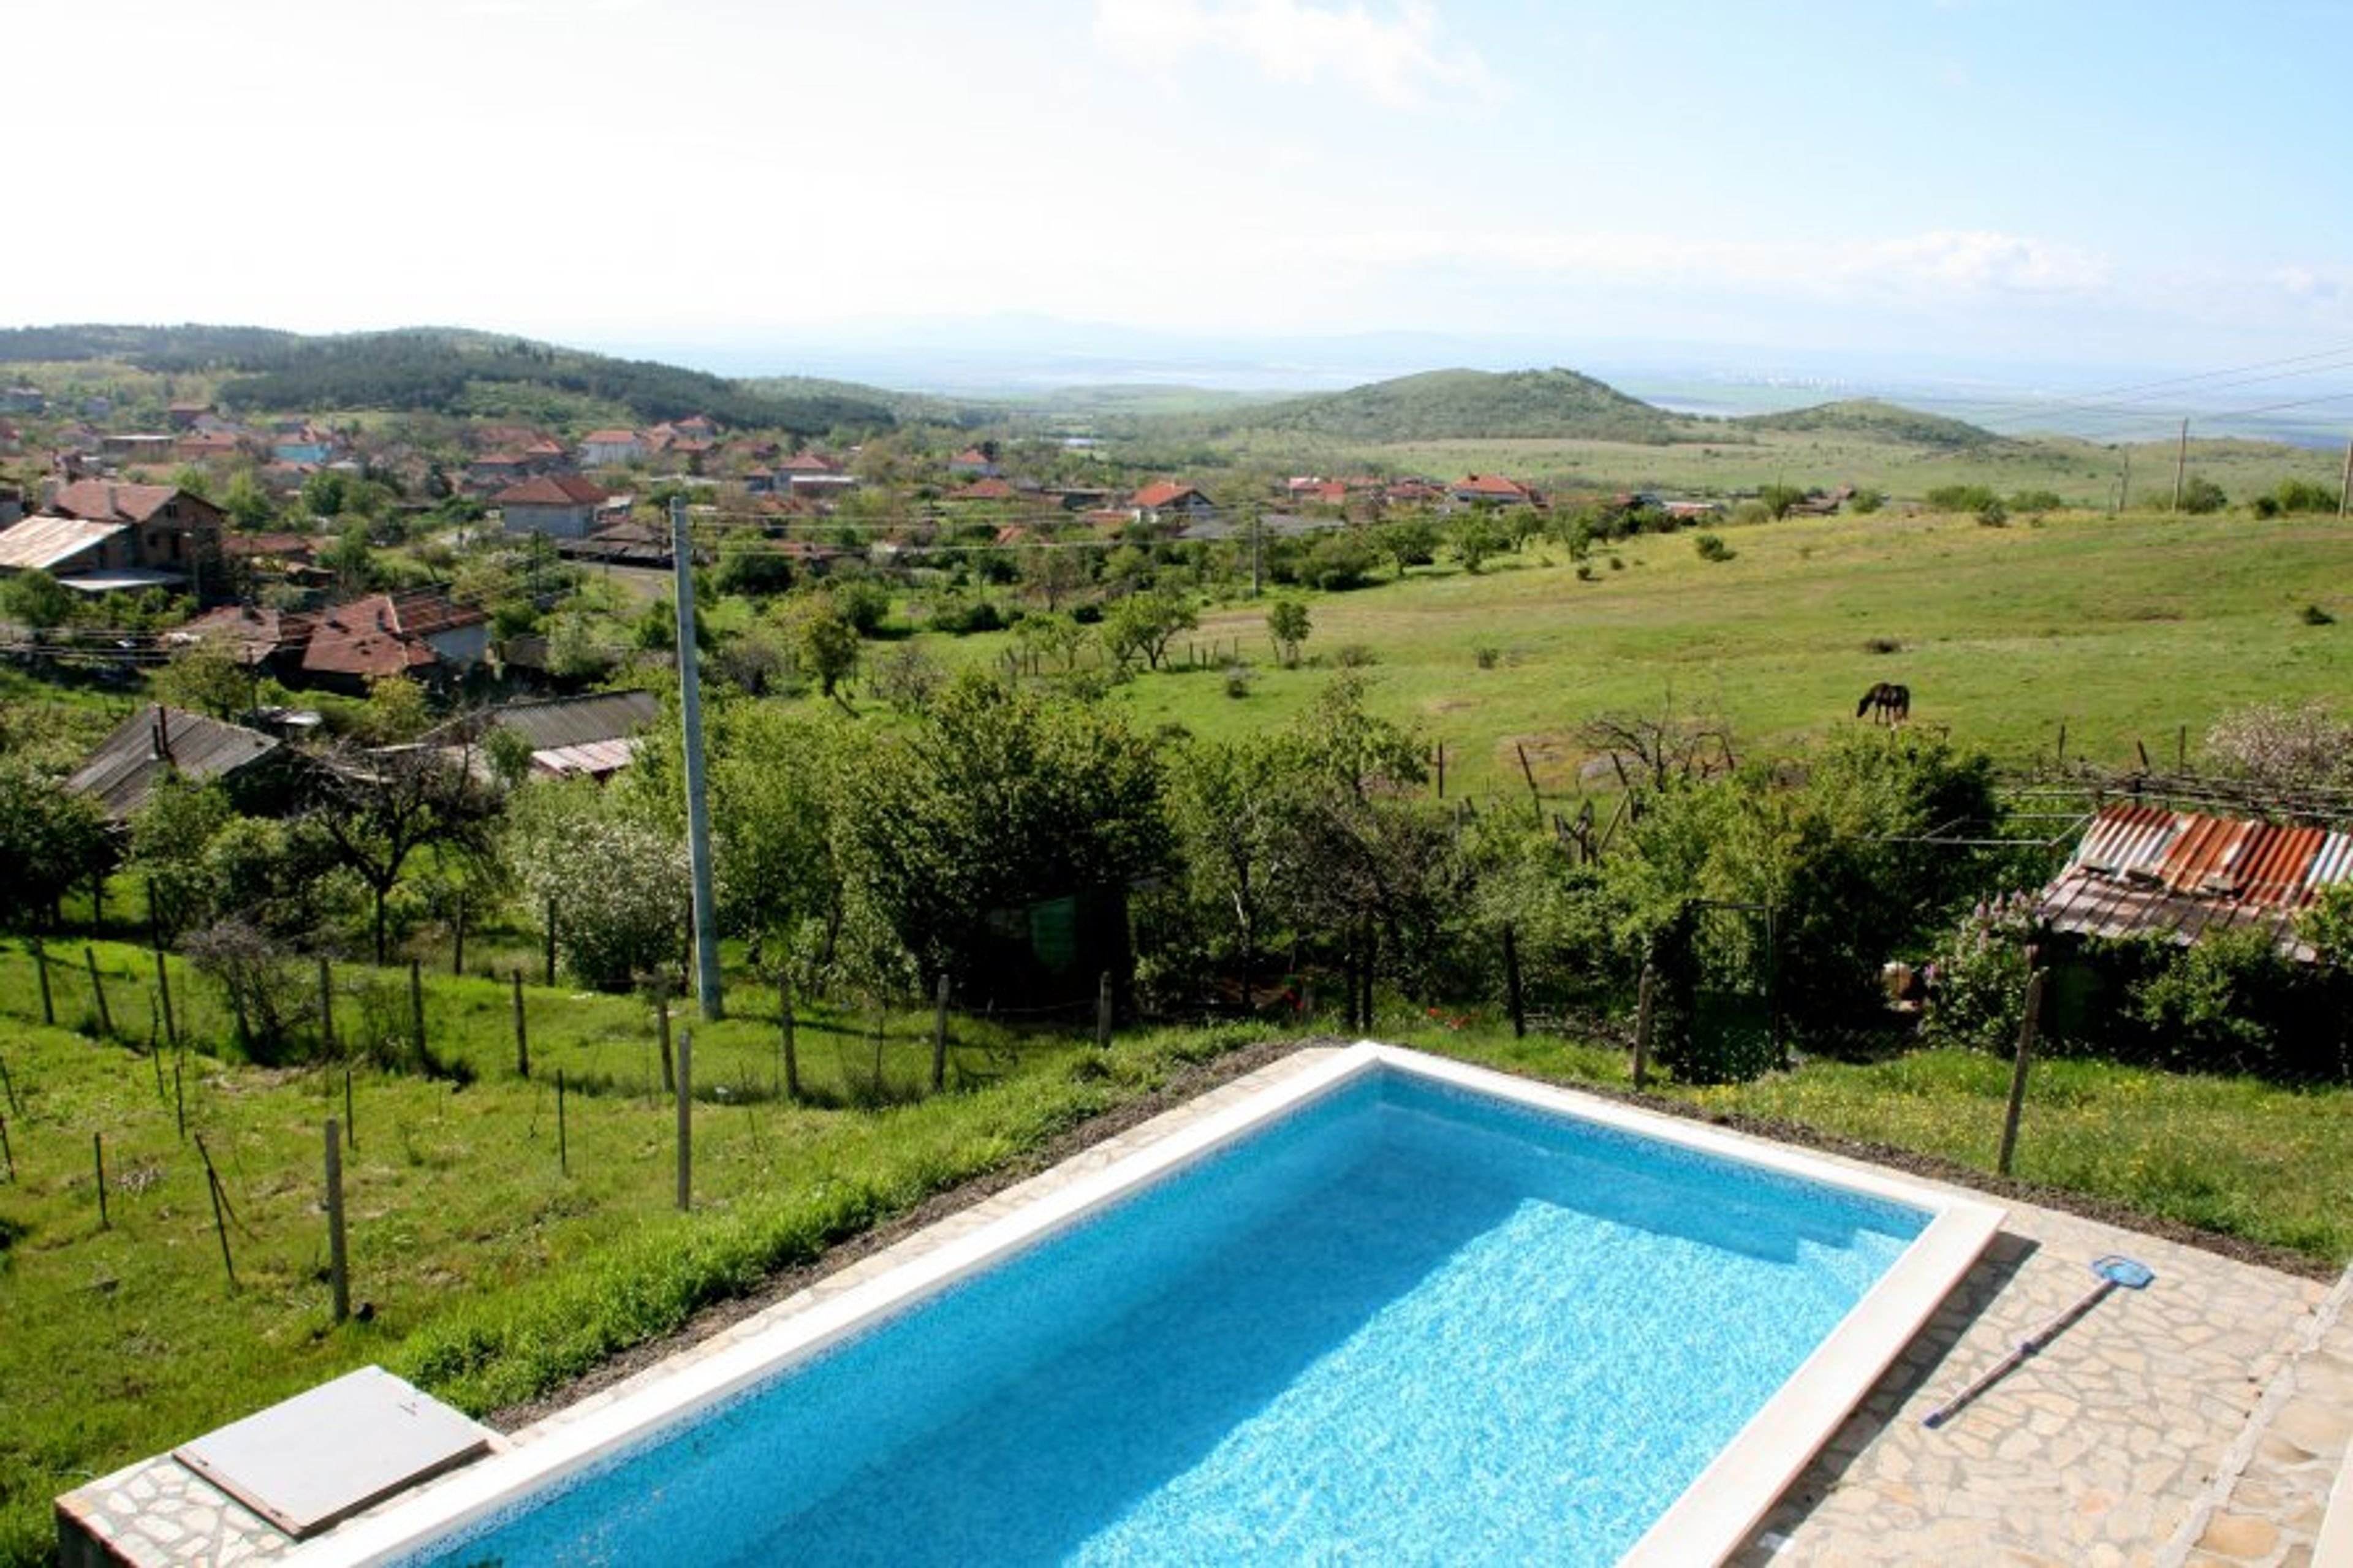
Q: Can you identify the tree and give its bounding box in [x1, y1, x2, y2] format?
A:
[1448, 510, 1504, 573]
[838, 672, 1170, 996]
[1266, 598, 1311, 668]
[150, 637, 255, 719]
[1, 569, 78, 632]
[1100, 588, 1197, 672]
[1167, 732, 1309, 1009]
[2205, 701, 2353, 795]
[789, 594, 862, 703]
[0, 763, 114, 930]
[1371, 517, 1439, 580]
[510, 779, 689, 989]
[305, 741, 502, 961]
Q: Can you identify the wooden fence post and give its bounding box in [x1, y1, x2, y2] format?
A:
[451, 893, 466, 977]
[675, 1030, 692, 1213]
[173, 1053, 186, 1140]
[0, 1053, 17, 1115]
[1632, 961, 1658, 1091]
[0, 1116, 12, 1181]
[409, 958, 425, 1059]
[343, 1062, 356, 1149]
[154, 950, 176, 1049]
[1998, 968, 2047, 1177]
[196, 1135, 235, 1291]
[511, 969, 529, 1079]
[556, 1068, 568, 1176]
[324, 1119, 349, 1323]
[85, 947, 113, 1039]
[1503, 923, 1526, 1039]
[931, 974, 950, 1093]
[317, 956, 335, 1056]
[93, 1132, 108, 1229]
[656, 980, 675, 1094]
[31, 939, 54, 1026]
[778, 968, 800, 1102]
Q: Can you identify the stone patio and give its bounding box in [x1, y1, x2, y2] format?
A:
[56, 1047, 2353, 1566]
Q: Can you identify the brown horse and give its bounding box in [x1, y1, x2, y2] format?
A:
[1857, 681, 1911, 724]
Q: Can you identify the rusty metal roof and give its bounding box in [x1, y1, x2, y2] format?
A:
[2036, 801, 2353, 959]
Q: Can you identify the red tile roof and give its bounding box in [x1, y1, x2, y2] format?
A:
[1132, 481, 1207, 509]
[301, 592, 486, 680]
[493, 474, 610, 507]
[51, 479, 198, 525]
[948, 478, 1018, 502]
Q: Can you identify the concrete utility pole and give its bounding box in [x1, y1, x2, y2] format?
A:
[671, 497, 724, 1020]
[2172, 418, 2189, 512]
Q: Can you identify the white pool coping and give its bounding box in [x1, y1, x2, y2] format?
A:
[297, 1042, 2004, 1568]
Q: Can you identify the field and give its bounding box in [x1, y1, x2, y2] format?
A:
[1216, 425, 2344, 509]
[1010, 506, 2353, 805]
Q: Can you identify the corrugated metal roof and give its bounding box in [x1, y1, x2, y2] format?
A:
[429, 690, 660, 751]
[66, 705, 282, 819]
[531, 738, 640, 779]
[2037, 801, 2353, 960]
[0, 515, 124, 571]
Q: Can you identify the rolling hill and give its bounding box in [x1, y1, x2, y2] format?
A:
[0, 324, 900, 436]
[1186, 366, 1691, 445]
[1732, 398, 2003, 450]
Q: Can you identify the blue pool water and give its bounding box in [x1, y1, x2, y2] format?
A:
[409, 1067, 1925, 1566]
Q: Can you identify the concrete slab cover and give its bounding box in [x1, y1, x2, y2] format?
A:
[173, 1367, 491, 1539]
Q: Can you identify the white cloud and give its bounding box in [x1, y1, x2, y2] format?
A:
[1262, 227, 2112, 301]
[1093, 0, 1491, 107]
[1837, 230, 2111, 294]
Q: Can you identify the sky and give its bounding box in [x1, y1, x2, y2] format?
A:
[15, 0, 2353, 414]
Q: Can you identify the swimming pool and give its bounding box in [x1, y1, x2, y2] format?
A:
[311, 1044, 2001, 1566]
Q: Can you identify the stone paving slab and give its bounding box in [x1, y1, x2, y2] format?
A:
[60, 1047, 2351, 1566]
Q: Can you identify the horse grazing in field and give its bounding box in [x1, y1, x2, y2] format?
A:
[1857, 681, 1911, 724]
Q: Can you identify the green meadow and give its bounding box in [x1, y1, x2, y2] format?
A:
[1046, 506, 2353, 804]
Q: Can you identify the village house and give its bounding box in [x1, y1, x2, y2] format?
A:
[578, 428, 646, 468]
[0, 480, 227, 600]
[1449, 474, 1537, 507]
[301, 590, 489, 693]
[1130, 480, 1217, 529]
[493, 474, 614, 540]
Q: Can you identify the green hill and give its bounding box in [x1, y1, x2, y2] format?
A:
[1201, 367, 1688, 445]
[1733, 398, 2001, 450]
[0, 324, 896, 437]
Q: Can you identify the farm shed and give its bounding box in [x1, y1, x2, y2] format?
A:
[2033, 801, 2353, 962]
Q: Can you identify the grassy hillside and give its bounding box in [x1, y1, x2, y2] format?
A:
[1733, 396, 2003, 450]
[1183, 366, 1689, 445]
[914, 507, 2353, 806]
[0, 324, 898, 436]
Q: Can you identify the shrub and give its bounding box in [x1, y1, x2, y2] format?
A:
[1919, 893, 2039, 1052]
[1926, 483, 1999, 515]
[1301, 534, 1379, 591]
[1222, 665, 1254, 699]
[2178, 475, 2228, 515]
[1693, 532, 1734, 562]
[2302, 603, 2335, 626]
[2007, 490, 2064, 515]
[1862, 636, 1903, 654]
[1334, 642, 1378, 667]
[1849, 488, 1886, 515]
[1473, 644, 1501, 670]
